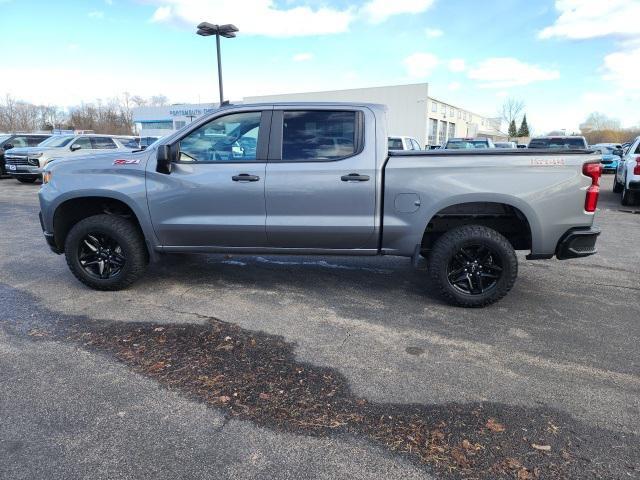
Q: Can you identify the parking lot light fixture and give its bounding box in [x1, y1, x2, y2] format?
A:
[196, 22, 239, 106]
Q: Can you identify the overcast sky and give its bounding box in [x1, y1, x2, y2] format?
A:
[1, 0, 639, 133]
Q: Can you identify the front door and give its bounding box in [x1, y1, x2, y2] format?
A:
[265, 108, 378, 250]
[147, 110, 270, 247]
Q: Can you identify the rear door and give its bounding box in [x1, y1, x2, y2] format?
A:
[146, 110, 271, 247]
[265, 108, 378, 250]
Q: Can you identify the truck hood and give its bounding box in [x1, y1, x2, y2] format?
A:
[4, 146, 62, 156]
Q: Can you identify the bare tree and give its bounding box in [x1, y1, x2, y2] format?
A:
[582, 112, 621, 132]
[150, 95, 169, 107]
[129, 95, 147, 108]
[498, 98, 525, 136]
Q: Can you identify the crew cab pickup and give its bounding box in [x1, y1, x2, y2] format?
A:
[39, 103, 602, 307]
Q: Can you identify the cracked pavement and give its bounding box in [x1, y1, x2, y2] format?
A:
[0, 175, 638, 478]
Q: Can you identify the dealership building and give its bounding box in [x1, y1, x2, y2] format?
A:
[132, 83, 505, 146]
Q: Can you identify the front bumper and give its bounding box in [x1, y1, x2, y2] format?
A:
[556, 227, 600, 260]
[39, 211, 62, 254]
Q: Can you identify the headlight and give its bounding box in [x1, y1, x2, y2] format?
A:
[27, 158, 39, 166]
[42, 171, 52, 184]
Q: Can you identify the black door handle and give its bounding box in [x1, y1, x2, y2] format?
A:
[341, 173, 370, 182]
[232, 174, 260, 182]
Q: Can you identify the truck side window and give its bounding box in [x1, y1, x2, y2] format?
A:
[72, 137, 92, 150]
[282, 111, 357, 161]
[179, 112, 261, 163]
[91, 137, 117, 149]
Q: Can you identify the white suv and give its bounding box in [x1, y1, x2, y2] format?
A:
[5, 134, 137, 183]
[613, 136, 640, 206]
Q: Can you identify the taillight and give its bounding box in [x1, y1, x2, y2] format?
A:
[634, 156, 640, 176]
[583, 162, 602, 213]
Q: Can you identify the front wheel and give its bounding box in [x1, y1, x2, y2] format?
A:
[64, 214, 148, 290]
[428, 225, 518, 307]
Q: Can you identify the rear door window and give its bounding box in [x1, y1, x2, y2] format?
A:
[282, 110, 358, 161]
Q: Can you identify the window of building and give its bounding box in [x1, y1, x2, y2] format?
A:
[438, 120, 447, 144]
[450, 107, 454, 116]
[142, 121, 173, 130]
[432, 102, 437, 112]
[174, 120, 186, 129]
[448, 122, 456, 139]
[457, 110, 461, 119]
[180, 111, 262, 162]
[282, 110, 357, 161]
[428, 119, 438, 145]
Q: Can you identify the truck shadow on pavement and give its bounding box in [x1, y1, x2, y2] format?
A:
[1, 284, 637, 480]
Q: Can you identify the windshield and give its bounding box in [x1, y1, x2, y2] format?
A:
[0, 135, 11, 143]
[39, 135, 74, 148]
[529, 138, 586, 149]
[446, 140, 489, 149]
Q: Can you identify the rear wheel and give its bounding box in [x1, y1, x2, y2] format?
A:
[428, 225, 518, 307]
[64, 214, 148, 290]
[17, 177, 37, 184]
[621, 180, 637, 206]
[613, 175, 623, 193]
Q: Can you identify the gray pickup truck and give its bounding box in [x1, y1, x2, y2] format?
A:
[39, 103, 602, 307]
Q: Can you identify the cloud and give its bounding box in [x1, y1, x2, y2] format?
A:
[425, 28, 443, 38]
[467, 57, 560, 88]
[602, 46, 640, 93]
[148, 0, 354, 37]
[403, 52, 439, 78]
[448, 58, 465, 72]
[292, 53, 313, 62]
[447, 81, 461, 92]
[88, 10, 105, 18]
[363, 0, 436, 23]
[539, 0, 640, 40]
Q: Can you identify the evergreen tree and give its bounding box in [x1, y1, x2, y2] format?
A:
[508, 119, 518, 138]
[517, 114, 530, 137]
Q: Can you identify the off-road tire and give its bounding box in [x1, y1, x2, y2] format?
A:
[428, 225, 518, 307]
[64, 214, 148, 291]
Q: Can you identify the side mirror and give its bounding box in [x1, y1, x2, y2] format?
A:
[4, 143, 13, 150]
[156, 144, 173, 174]
[70, 144, 82, 151]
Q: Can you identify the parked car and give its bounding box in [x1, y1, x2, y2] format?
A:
[591, 144, 623, 173]
[0, 133, 51, 177]
[613, 136, 640, 205]
[4, 134, 136, 183]
[494, 141, 518, 149]
[444, 138, 495, 149]
[388, 136, 421, 151]
[428, 145, 442, 150]
[516, 144, 527, 149]
[528, 136, 588, 149]
[39, 102, 602, 307]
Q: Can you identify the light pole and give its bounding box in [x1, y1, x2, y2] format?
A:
[196, 22, 239, 106]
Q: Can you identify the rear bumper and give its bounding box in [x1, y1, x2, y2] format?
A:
[556, 227, 600, 260]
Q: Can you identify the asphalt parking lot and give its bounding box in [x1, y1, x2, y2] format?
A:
[0, 175, 638, 479]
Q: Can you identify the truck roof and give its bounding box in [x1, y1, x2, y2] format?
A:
[223, 101, 389, 112]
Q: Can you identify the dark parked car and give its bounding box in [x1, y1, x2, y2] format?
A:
[0, 133, 51, 176]
[528, 136, 588, 149]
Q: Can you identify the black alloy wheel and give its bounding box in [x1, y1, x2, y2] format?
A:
[78, 233, 126, 280]
[446, 244, 503, 295]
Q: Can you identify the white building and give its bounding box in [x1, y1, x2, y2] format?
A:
[246, 83, 505, 147]
[133, 103, 217, 137]
[133, 84, 505, 146]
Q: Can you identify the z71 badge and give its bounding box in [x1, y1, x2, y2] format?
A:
[113, 158, 140, 165]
